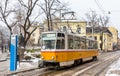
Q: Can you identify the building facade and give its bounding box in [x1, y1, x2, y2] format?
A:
[86, 27, 113, 52]
[28, 26, 44, 46]
[34, 20, 117, 52]
[51, 20, 114, 52]
[52, 20, 87, 36]
[108, 27, 118, 50]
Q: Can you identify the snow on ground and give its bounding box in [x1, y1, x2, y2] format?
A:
[16, 58, 40, 71]
[17, 62, 34, 69]
[31, 58, 40, 63]
[105, 58, 120, 76]
[17, 52, 40, 70]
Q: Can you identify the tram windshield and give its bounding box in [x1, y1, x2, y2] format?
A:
[41, 33, 65, 50]
[42, 33, 56, 49]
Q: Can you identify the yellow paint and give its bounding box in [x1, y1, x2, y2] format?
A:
[41, 50, 98, 62]
[52, 21, 87, 36]
[108, 27, 118, 45]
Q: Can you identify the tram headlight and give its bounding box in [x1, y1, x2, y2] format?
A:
[41, 56, 44, 59]
[52, 56, 55, 60]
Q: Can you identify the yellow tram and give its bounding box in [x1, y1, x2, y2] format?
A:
[38, 31, 99, 68]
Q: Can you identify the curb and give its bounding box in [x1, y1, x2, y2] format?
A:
[0, 57, 9, 62]
[6, 67, 39, 75]
[0, 53, 10, 62]
[0, 59, 7, 62]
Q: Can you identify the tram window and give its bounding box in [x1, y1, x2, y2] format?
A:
[56, 39, 65, 49]
[74, 37, 80, 49]
[43, 40, 55, 49]
[62, 39, 65, 49]
[93, 41, 98, 49]
[89, 41, 93, 46]
[57, 33, 65, 37]
[68, 35, 73, 49]
[86, 39, 89, 49]
[56, 40, 60, 49]
[80, 38, 86, 49]
[87, 40, 93, 49]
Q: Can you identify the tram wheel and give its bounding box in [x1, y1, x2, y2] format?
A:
[79, 59, 83, 64]
[92, 56, 98, 61]
[74, 59, 83, 66]
[54, 65, 60, 70]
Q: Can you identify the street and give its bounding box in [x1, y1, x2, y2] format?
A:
[1, 50, 120, 76]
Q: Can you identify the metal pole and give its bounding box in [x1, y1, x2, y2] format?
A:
[92, 25, 94, 39]
[91, 22, 94, 39]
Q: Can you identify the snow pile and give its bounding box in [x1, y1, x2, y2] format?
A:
[17, 52, 40, 70]
[24, 52, 35, 58]
[17, 62, 34, 69]
[17, 57, 40, 70]
[105, 58, 120, 76]
[31, 58, 40, 63]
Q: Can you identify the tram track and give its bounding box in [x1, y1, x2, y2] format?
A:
[6, 67, 51, 76]
[6, 51, 120, 76]
[39, 51, 120, 76]
[73, 53, 120, 76]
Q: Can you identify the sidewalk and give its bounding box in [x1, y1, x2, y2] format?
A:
[0, 58, 39, 76]
[0, 51, 40, 76]
[0, 52, 9, 62]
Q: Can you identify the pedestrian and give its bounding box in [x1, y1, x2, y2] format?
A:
[5, 45, 6, 52]
[1, 45, 3, 53]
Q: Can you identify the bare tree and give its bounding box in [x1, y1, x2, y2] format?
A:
[14, 0, 39, 59]
[85, 10, 99, 27]
[0, 30, 3, 53]
[38, 0, 67, 31]
[86, 10, 109, 28]
[85, 10, 110, 51]
[0, 0, 16, 35]
[0, 26, 10, 53]
[85, 10, 99, 38]
[16, 0, 39, 48]
[99, 16, 109, 27]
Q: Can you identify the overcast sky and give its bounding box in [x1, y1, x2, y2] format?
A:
[2, 0, 120, 36]
[61, 0, 120, 36]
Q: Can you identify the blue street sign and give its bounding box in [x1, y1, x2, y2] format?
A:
[10, 35, 18, 71]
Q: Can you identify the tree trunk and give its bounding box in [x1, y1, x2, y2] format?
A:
[18, 48, 25, 60]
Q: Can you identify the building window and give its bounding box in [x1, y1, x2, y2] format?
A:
[63, 26, 67, 32]
[33, 33, 35, 36]
[94, 36, 97, 40]
[76, 27, 81, 34]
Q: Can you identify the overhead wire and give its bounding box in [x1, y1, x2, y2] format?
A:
[94, 0, 120, 37]
[94, 0, 106, 15]
[94, 0, 113, 25]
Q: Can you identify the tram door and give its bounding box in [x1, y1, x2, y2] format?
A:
[67, 35, 74, 61]
[56, 33, 66, 61]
